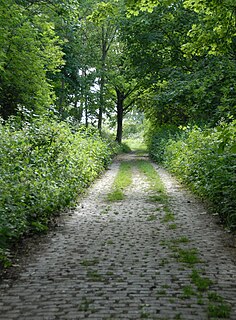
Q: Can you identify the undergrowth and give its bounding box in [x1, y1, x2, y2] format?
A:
[0, 117, 119, 267]
[147, 121, 236, 230]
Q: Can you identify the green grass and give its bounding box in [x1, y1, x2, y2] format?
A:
[157, 289, 167, 295]
[136, 160, 178, 232]
[208, 292, 224, 303]
[140, 311, 150, 319]
[149, 194, 165, 202]
[190, 269, 213, 291]
[182, 285, 196, 299]
[113, 162, 133, 190]
[107, 188, 124, 201]
[168, 223, 178, 230]
[177, 248, 201, 265]
[78, 297, 93, 312]
[136, 160, 166, 194]
[171, 236, 190, 244]
[162, 212, 175, 223]
[136, 160, 172, 217]
[87, 270, 104, 282]
[207, 293, 232, 318]
[208, 303, 231, 318]
[174, 314, 183, 320]
[80, 259, 99, 267]
[207, 292, 231, 318]
[107, 161, 132, 202]
[146, 214, 157, 221]
[124, 138, 147, 154]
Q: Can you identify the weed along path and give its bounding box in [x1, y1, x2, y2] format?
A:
[0, 153, 236, 319]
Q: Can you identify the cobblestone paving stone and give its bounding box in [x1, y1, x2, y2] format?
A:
[0, 154, 236, 319]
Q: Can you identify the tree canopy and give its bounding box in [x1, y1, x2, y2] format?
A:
[0, 0, 235, 135]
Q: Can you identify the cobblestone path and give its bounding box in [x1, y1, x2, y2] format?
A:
[0, 154, 236, 319]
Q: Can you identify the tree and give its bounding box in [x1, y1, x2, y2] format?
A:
[0, 0, 64, 119]
[183, 0, 236, 57]
[113, 80, 139, 143]
[88, 0, 121, 132]
[181, 0, 236, 120]
[122, 0, 236, 126]
[49, 0, 101, 124]
[122, 1, 198, 125]
[52, 0, 124, 129]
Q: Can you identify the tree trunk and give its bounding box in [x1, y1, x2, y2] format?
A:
[98, 75, 104, 132]
[98, 26, 107, 133]
[85, 95, 88, 128]
[58, 77, 65, 115]
[74, 95, 83, 122]
[115, 89, 125, 144]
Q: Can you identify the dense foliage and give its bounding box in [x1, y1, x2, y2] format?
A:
[0, 0, 64, 119]
[147, 122, 236, 230]
[122, 1, 236, 125]
[0, 117, 118, 266]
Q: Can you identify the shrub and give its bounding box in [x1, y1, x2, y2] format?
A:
[147, 124, 182, 163]
[0, 118, 115, 265]
[148, 121, 236, 229]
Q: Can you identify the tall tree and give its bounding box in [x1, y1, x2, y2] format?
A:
[0, 0, 64, 119]
[88, 0, 120, 132]
[122, 1, 198, 125]
[182, 0, 236, 119]
[122, 0, 236, 126]
[50, 0, 100, 123]
[183, 0, 236, 57]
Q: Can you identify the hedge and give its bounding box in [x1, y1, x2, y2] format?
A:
[0, 118, 118, 266]
[148, 121, 236, 230]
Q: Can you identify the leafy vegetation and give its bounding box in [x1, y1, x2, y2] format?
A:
[190, 270, 213, 292]
[147, 121, 236, 229]
[0, 117, 118, 266]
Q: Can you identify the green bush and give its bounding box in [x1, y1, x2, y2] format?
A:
[148, 121, 236, 229]
[146, 124, 182, 163]
[0, 118, 115, 265]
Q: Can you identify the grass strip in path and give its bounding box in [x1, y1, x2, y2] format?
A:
[136, 160, 171, 218]
[107, 161, 132, 202]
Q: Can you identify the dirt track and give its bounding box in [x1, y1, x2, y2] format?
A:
[0, 153, 235, 319]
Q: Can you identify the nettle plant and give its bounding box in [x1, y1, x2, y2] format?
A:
[0, 117, 115, 266]
[148, 121, 236, 230]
